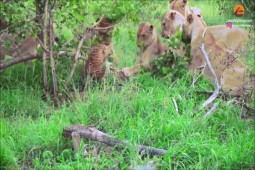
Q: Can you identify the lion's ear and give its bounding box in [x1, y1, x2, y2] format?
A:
[170, 12, 176, 20]
[183, 0, 188, 3]
[149, 25, 154, 32]
[169, 0, 175, 3]
[187, 14, 193, 24]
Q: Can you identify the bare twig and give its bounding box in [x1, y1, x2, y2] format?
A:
[49, 6, 58, 99]
[42, 0, 49, 92]
[200, 34, 221, 109]
[36, 37, 51, 53]
[63, 125, 168, 156]
[65, 15, 105, 85]
[171, 97, 178, 112]
[191, 63, 206, 88]
[203, 103, 218, 119]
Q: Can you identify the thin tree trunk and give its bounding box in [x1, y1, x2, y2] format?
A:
[49, 6, 58, 99]
[42, 0, 49, 92]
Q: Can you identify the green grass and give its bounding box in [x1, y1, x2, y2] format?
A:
[0, 0, 254, 169]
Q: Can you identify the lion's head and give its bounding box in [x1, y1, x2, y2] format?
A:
[137, 23, 157, 50]
[161, 10, 185, 39]
[169, 0, 188, 17]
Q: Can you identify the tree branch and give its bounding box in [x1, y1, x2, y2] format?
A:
[63, 125, 168, 157]
[65, 15, 105, 85]
[0, 55, 41, 70]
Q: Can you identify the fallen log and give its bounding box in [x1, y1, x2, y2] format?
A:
[62, 125, 168, 157]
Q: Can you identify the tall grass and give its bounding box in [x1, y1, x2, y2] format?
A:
[0, 0, 254, 169]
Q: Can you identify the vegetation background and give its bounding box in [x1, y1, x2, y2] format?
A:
[0, 0, 254, 169]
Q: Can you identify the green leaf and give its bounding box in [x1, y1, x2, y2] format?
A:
[162, 67, 169, 75]
[61, 26, 73, 41]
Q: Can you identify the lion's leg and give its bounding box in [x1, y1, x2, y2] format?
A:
[121, 64, 141, 77]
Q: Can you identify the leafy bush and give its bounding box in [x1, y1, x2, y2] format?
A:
[152, 30, 190, 80]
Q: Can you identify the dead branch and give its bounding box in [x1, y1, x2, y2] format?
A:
[171, 97, 178, 112]
[65, 15, 106, 85]
[194, 103, 219, 124]
[191, 63, 206, 88]
[63, 125, 168, 157]
[49, 6, 58, 99]
[200, 42, 221, 109]
[0, 55, 41, 70]
[42, 0, 49, 92]
[203, 103, 218, 119]
[65, 29, 92, 85]
[36, 37, 51, 54]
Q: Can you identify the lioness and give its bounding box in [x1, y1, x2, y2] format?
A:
[182, 13, 253, 95]
[164, 0, 206, 39]
[169, 0, 189, 17]
[161, 10, 185, 39]
[169, 0, 206, 23]
[120, 23, 169, 77]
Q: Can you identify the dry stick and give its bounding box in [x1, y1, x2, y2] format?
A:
[36, 37, 51, 54]
[42, 0, 49, 92]
[49, 7, 58, 99]
[63, 125, 168, 156]
[171, 97, 178, 112]
[191, 64, 206, 88]
[65, 15, 105, 85]
[200, 44, 221, 109]
[203, 103, 218, 119]
[65, 30, 90, 85]
[200, 29, 221, 109]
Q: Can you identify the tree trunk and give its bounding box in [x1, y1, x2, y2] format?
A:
[49, 7, 58, 100]
[42, 0, 49, 92]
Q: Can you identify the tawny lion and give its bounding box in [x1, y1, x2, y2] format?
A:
[182, 13, 253, 95]
[119, 23, 169, 77]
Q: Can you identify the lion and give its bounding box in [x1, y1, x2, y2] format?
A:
[84, 43, 113, 80]
[164, 0, 206, 39]
[119, 23, 169, 77]
[161, 10, 185, 39]
[169, 0, 206, 24]
[182, 13, 253, 95]
[169, 0, 189, 17]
